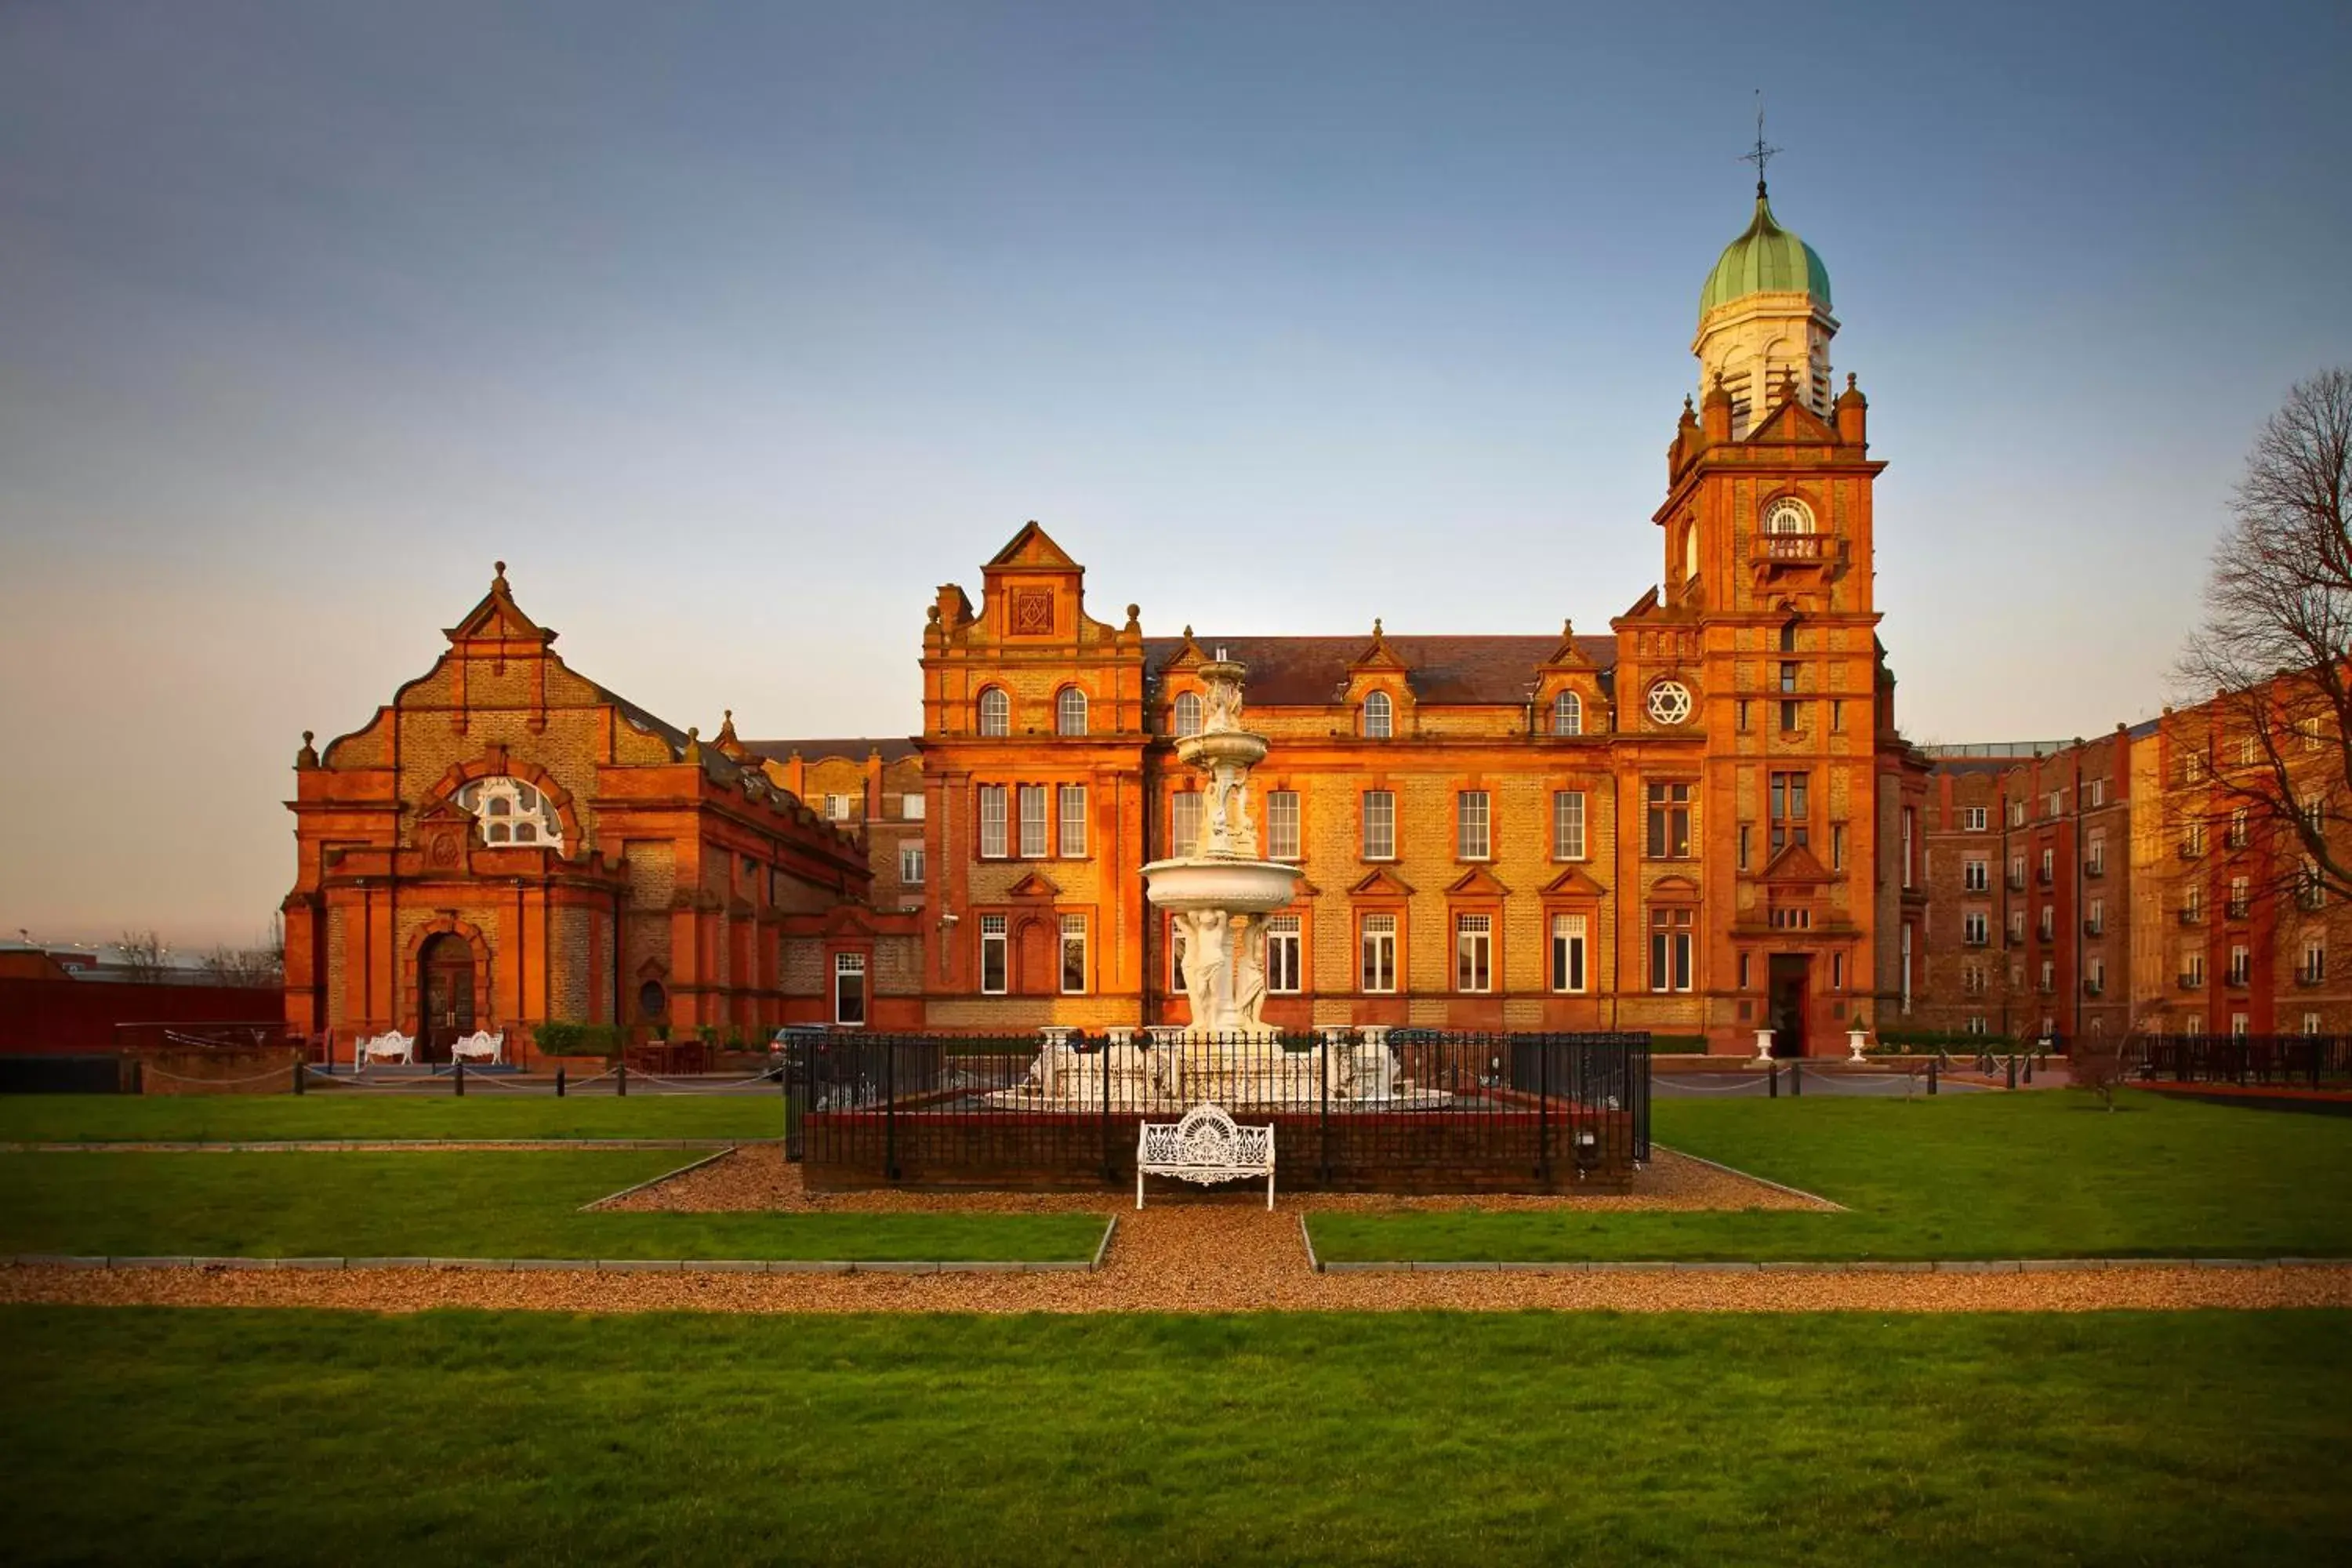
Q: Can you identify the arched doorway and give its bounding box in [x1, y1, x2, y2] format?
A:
[419, 932, 477, 1063]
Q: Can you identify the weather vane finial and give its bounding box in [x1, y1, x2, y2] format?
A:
[1740, 90, 1780, 198]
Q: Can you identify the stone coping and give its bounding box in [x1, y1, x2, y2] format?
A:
[1, 1139, 775, 1153]
[1306, 1255, 2348, 1275]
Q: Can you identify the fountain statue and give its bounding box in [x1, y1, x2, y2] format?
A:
[991, 652, 1443, 1110]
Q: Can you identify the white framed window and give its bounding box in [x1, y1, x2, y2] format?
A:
[2304, 935, 2328, 985]
[2305, 1011, 2325, 1036]
[1962, 806, 1988, 832]
[1549, 913, 1588, 993]
[2087, 778, 2106, 808]
[901, 793, 926, 821]
[1055, 687, 1088, 737]
[1552, 790, 1586, 860]
[2230, 1012, 2250, 1039]
[2181, 949, 2205, 988]
[2040, 959, 2054, 993]
[978, 915, 1008, 995]
[456, 776, 564, 850]
[1649, 908, 1693, 993]
[2009, 909, 2026, 942]
[1831, 822, 1846, 871]
[2040, 847, 2054, 882]
[2086, 831, 2105, 875]
[1552, 691, 1582, 736]
[2229, 945, 2250, 987]
[1455, 913, 1493, 993]
[824, 793, 852, 822]
[1058, 785, 1087, 858]
[832, 951, 866, 1026]
[1173, 691, 1202, 737]
[2087, 956, 2106, 994]
[1171, 791, 1201, 857]
[1059, 914, 1087, 995]
[1762, 495, 1814, 534]
[1964, 856, 1988, 891]
[1359, 913, 1398, 993]
[2229, 876, 2249, 916]
[1362, 690, 1393, 739]
[1266, 791, 1301, 859]
[2086, 897, 2104, 935]
[1267, 915, 1303, 994]
[1018, 784, 1048, 858]
[1362, 790, 1396, 860]
[978, 786, 1008, 859]
[977, 688, 1010, 737]
[1963, 910, 1988, 946]
[1457, 791, 1490, 860]
[1967, 1014, 1987, 1036]
[898, 843, 926, 886]
[2039, 906, 2055, 941]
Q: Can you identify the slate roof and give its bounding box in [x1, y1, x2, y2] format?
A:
[1143, 635, 1617, 707]
[741, 737, 922, 764]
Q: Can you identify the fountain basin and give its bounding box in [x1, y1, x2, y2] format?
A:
[1141, 856, 1302, 914]
[1174, 729, 1269, 771]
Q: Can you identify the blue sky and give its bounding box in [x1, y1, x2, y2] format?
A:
[2, 1, 2347, 943]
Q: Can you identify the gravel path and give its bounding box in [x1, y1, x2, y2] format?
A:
[3, 1223, 2346, 1316]
[592, 1145, 1838, 1214]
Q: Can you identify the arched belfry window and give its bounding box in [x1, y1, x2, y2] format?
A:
[1552, 691, 1582, 737]
[1055, 687, 1088, 737]
[1762, 496, 1814, 535]
[1363, 691, 1393, 739]
[1172, 691, 1202, 738]
[977, 688, 1011, 737]
[457, 776, 564, 850]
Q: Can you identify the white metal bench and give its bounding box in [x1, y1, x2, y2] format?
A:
[449, 1029, 504, 1066]
[1137, 1102, 1276, 1210]
[356, 1030, 415, 1067]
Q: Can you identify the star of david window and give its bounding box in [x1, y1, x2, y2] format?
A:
[456, 776, 564, 850]
[1646, 680, 1693, 728]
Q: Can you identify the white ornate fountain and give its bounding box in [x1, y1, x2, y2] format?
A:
[993, 652, 1443, 1110]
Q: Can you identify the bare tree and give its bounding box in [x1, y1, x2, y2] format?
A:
[200, 945, 282, 988]
[114, 929, 171, 983]
[2176, 368, 2352, 909]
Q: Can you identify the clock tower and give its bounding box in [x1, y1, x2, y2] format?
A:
[1617, 173, 1922, 1054]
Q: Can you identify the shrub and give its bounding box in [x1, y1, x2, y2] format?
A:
[532, 1022, 622, 1058]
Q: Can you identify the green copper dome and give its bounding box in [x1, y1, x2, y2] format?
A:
[1700, 191, 1831, 316]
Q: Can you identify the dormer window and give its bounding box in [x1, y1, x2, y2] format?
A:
[1055, 687, 1088, 737]
[457, 777, 563, 850]
[977, 687, 1010, 737]
[1173, 691, 1203, 737]
[1363, 691, 1393, 739]
[1552, 691, 1582, 737]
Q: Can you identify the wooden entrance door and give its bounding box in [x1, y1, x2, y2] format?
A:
[419, 933, 476, 1064]
[1767, 954, 1810, 1058]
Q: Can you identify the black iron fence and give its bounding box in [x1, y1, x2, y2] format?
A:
[788, 1029, 1650, 1194]
[2128, 1034, 2352, 1089]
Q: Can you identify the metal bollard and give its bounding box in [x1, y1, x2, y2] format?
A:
[1769, 1061, 1779, 1098]
[1791, 1058, 1802, 1096]
[2006, 1054, 2018, 1091]
[618, 1062, 628, 1098]
[2024, 1052, 2034, 1084]
[1927, 1058, 1939, 1095]
[455, 1059, 466, 1097]
[293, 1059, 306, 1096]
[556, 1065, 567, 1098]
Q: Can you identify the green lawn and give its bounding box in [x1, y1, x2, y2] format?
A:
[2, 1306, 2345, 1565]
[1311, 1090, 2352, 1263]
[0, 1152, 1103, 1262]
[0, 1092, 786, 1144]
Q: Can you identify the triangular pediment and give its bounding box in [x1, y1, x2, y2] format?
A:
[1541, 619, 1591, 669]
[1746, 396, 1840, 445]
[985, 521, 1080, 571]
[1007, 870, 1063, 898]
[1648, 873, 1702, 902]
[1347, 620, 1410, 672]
[445, 564, 553, 644]
[1540, 865, 1609, 899]
[1762, 841, 1833, 884]
[1446, 866, 1512, 898]
[1348, 867, 1416, 899]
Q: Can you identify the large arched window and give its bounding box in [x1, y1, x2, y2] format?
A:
[1055, 687, 1088, 737]
[977, 687, 1010, 737]
[1173, 691, 1203, 737]
[1552, 691, 1582, 737]
[456, 776, 564, 850]
[1762, 495, 1814, 535]
[1363, 691, 1393, 739]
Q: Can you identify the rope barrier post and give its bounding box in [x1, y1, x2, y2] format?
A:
[1769, 1061, 1778, 1098]
[455, 1059, 465, 1098]
[618, 1061, 628, 1098]
[292, 1058, 305, 1096]
[1927, 1058, 1938, 1096]
[2024, 1051, 2034, 1084]
[2006, 1054, 2018, 1091]
[1790, 1058, 1802, 1096]
[556, 1065, 566, 1098]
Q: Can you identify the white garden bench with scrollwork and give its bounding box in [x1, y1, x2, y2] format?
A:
[356, 1030, 415, 1068]
[1137, 1102, 1276, 1210]
[448, 1029, 504, 1067]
